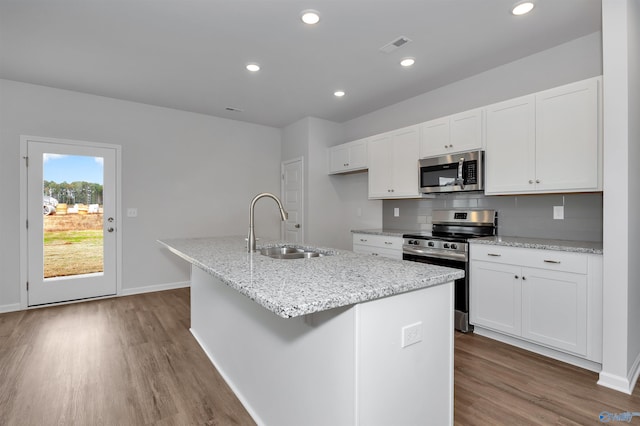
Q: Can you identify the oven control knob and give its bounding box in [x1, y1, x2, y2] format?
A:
[427, 241, 435, 247]
[443, 243, 450, 249]
[451, 243, 458, 250]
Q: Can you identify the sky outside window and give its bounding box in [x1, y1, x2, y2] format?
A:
[43, 154, 103, 184]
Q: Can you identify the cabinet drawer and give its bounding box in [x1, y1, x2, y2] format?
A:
[352, 234, 402, 250]
[353, 244, 402, 260]
[470, 244, 587, 274]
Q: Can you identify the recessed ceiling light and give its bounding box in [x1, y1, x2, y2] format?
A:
[400, 57, 415, 67]
[301, 9, 320, 25]
[246, 63, 260, 72]
[334, 90, 345, 97]
[512, 2, 535, 15]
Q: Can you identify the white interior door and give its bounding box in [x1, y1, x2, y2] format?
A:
[25, 138, 118, 306]
[281, 158, 303, 243]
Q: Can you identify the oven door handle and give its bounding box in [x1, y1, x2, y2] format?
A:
[402, 246, 468, 262]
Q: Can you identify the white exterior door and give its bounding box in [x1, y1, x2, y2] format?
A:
[24, 137, 119, 306]
[281, 158, 303, 243]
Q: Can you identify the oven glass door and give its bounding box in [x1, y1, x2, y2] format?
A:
[403, 253, 468, 314]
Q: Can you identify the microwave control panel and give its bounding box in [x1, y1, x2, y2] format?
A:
[464, 161, 478, 184]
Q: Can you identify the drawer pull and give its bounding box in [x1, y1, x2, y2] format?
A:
[543, 260, 561, 264]
[372, 253, 379, 256]
[487, 253, 501, 257]
[384, 241, 393, 245]
[360, 239, 368, 242]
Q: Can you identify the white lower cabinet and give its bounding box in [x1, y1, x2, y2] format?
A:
[470, 243, 602, 368]
[352, 233, 402, 260]
[470, 261, 522, 336]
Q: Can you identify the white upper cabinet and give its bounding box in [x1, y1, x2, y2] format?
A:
[485, 77, 601, 195]
[368, 125, 421, 199]
[328, 138, 368, 174]
[485, 95, 536, 194]
[534, 79, 600, 192]
[419, 108, 483, 158]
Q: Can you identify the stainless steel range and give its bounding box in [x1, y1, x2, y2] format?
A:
[402, 209, 497, 333]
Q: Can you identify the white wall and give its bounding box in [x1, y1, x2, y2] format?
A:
[626, 0, 640, 377]
[281, 117, 382, 250]
[0, 80, 281, 309]
[342, 32, 603, 140]
[599, 0, 640, 394]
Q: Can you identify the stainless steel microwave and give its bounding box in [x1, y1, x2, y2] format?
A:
[419, 150, 484, 194]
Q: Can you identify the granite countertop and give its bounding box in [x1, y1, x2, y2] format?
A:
[158, 236, 463, 318]
[470, 236, 603, 255]
[351, 229, 428, 237]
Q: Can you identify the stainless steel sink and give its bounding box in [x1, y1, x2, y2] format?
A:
[259, 246, 327, 259]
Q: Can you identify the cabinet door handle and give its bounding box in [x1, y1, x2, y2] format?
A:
[487, 253, 501, 257]
[514, 275, 519, 279]
[529, 179, 534, 184]
[544, 260, 561, 264]
[522, 276, 526, 280]
[536, 179, 540, 183]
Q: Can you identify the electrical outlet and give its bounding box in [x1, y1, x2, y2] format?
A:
[127, 208, 138, 218]
[553, 205, 564, 220]
[401, 322, 423, 348]
[394, 207, 400, 217]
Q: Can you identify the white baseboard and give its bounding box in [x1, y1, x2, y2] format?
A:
[120, 281, 190, 296]
[599, 351, 640, 395]
[0, 303, 21, 314]
[598, 372, 633, 394]
[0, 282, 192, 315]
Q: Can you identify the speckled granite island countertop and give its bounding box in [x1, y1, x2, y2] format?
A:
[158, 236, 464, 318]
[470, 236, 603, 255]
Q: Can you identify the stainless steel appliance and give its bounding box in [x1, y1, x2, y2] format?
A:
[402, 209, 497, 332]
[418, 150, 484, 194]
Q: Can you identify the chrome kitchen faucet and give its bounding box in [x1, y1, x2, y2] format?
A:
[247, 192, 288, 252]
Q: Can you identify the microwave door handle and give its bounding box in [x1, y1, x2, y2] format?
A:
[456, 158, 465, 189]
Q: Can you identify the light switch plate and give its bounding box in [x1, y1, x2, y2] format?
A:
[553, 205, 564, 220]
[127, 208, 138, 218]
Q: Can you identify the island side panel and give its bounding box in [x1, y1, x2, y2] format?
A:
[356, 282, 454, 426]
[189, 266, 356, 426]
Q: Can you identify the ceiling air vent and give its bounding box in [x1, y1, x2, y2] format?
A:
[379, 36, 412, 54]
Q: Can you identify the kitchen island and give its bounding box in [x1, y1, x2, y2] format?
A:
[159, 237, 464, 426]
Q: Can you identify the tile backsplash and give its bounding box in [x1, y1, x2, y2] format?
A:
[382, 192, 603, 242]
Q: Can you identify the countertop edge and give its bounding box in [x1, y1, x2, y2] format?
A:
[469, 236, 603, 255]
[158, 238, 465, 318]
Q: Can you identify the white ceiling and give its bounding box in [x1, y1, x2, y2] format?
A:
[0, 0, 602, 128]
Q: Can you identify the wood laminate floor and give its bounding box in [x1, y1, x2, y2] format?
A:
[1, 288, 638, 425]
